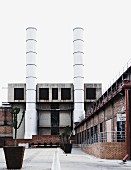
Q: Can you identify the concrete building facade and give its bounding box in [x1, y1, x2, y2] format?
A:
[7, 82, 102, 139]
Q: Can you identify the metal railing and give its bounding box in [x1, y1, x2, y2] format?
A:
[82, 131, 126, 148]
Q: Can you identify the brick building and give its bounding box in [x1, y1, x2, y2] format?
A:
[75, 64, 131, 160]
[0, 105, 13, 146]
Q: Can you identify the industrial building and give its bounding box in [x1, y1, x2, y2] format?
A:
[0, 27, 130, 160]
[8, 82, 101, 139]
[0, 27, 101, 142]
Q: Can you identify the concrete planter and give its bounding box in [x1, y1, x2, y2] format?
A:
[3, 146, 25, 169]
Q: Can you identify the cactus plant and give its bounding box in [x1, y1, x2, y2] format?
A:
[11, 107, 25, 146]
[3, 107, 25, 169]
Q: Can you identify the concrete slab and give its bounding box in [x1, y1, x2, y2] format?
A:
[0, 148, 131, 170]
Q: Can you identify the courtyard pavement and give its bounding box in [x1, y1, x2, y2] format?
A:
[0, 147, 131, 170]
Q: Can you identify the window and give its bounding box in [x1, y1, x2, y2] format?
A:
[51, 110, 59, 135]
[14, 88, 24, 100]
[87, 129, 90, 144]
[86, 88, 96, 99]
[51, 111, 59, 127]
[100, 123, 103, 132]
[51, 103, 59, 135]
[100, 123, 103, 142]
[117, 121, 125, 142]
[91, 127, 93, 144]
[61, 88, 71, 100]
[94, 125, 98, 143]
[39, 88, 49, 100]
[52, 88, 58, 100]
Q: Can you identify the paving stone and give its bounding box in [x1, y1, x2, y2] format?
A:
[0, 148, 131, 170]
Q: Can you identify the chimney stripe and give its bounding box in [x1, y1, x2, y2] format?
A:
[26, 51, 37, 54]
[26, 39, 37, 42]
[73, 51, 84, 54]
[73, 39, 84, 42]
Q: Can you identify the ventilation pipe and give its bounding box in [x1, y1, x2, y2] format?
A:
[24, 27, 37, 139]
[73, 27, 85, 125]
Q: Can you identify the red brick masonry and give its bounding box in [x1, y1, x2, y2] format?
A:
[5, 135, 60, 146]
[82, 142, 126, 160]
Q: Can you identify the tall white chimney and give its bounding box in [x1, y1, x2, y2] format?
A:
[73, 27, 85, 124]
[25, 27, 37, 139]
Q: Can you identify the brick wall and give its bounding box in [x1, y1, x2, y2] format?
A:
[32, 135, 60, 144]
[113, 96, 125, 116]
[0, 109, 13, 138]
[0, 110, 12, 121]
[98, 110, 104, 123]
[83, 142, 126, 160]
[5, 135, 60, 146]
[94, 114, 98, 126]
[5, 112, 13, 122]
[5, 139, 32, 146]
[90, 118, 93, 127]
[105, 104, 113, 121]
[0, 110, 4, 121]
[0, 126, 12, 134]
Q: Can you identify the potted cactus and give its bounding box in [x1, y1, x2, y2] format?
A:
[60, 126, 72, 154]
[3, 107, 25, 169]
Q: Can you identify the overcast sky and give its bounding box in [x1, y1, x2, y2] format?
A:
[0, 0, 131, 103]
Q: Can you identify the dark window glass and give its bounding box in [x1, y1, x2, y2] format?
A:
[14, 88, 24, 100]
[117, 121, 125, 142]
[100, 123, 103, 132]
[52, 88, 58, 100]
[80, 132, 81, 144]
[51, 111, 59, 127]
[51, 127, 59, 135]
[100, 123, 103, 142]
[61, 88, 71, 100]
[91, 127, 93, 144]
[87, 129, 90, 139]
[94, 125, 98, 143]
[51, 103, 59, 135]
[39, 88, 49, 100]
[77, 133, 81, 144]
[86, 88, 96, 99]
